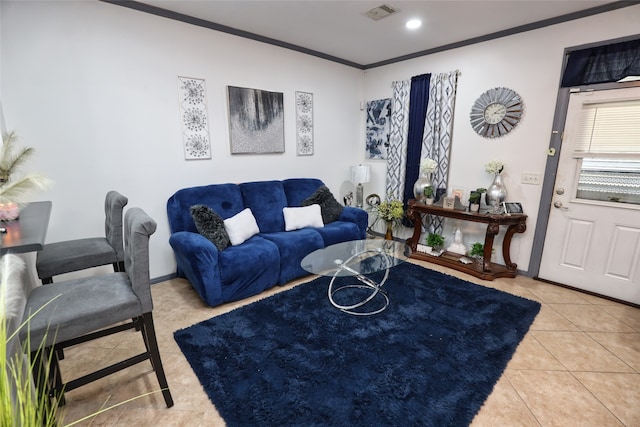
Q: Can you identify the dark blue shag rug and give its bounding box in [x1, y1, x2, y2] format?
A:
[174, 262, 540, 426]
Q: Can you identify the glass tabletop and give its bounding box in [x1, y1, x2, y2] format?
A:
[301, 239, 411, 277]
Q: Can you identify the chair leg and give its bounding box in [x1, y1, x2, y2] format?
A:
[31, 346, 65, 410]
[114, 261, 125, 272]
[31, 347, 50, 403]
[137, 316, 151, 356]
[49, 351, 66, 406]
[140, 312, 174, 408]
[54, 343, 65, 361]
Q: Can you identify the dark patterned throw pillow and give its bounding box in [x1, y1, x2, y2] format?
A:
[190, 204, 231, 251]
[301, 185, 344, 224]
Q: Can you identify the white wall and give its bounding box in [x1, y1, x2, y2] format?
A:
[0, 1, 364, 279]
[2, 1, 639, 280]
[362, 5, 640, 271]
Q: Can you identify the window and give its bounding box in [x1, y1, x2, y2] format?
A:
[573, 99, 640, 206]
[577, 159, 640, 205]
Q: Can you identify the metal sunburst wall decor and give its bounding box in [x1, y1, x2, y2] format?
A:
[296, 91, 314, 156]
[470, 87, 524, 138]
[178, 76, 211, 159]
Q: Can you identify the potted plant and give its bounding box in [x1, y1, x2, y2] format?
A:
[469, 242, 485, 261]
[376, 198, 404, 240]
[468, 188, 486, 212]
[468, 191, 481, 212]
[425, 232, 445, 251]
[0, 131, 51, 220]
[423, 185, 434, 205]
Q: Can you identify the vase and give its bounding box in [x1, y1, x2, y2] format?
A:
[385, 221, 394, 241]
[486, 173, 507, 212]
[413, 173, 433, 202]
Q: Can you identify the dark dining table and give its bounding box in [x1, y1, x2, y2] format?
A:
[0, 201, 52, 255]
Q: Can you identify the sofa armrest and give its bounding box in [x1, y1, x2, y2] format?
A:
[338, 207, 368, 239]
[168, 231, 224, 306]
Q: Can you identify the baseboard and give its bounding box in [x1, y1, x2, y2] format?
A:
[151, 273, 177, 285]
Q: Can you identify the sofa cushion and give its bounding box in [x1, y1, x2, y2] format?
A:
[218, 237, 280, 303]
[240, 181, 288, 233]
[283, 204, 324, 231]
[224, 208, 260, 246]
[301, 185, 344, 224]
[314, 221, 362, 246]
[260, 229, 324, 285]
[190, 205, 231, 251]
[167, 183, 245, 234]
[283, 178, 325, 206]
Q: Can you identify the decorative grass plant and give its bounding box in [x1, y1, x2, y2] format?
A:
[0, 131, 51, 206]
[1, 254, 59, 426]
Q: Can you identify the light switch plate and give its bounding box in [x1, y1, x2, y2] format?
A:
[521, 172, 541, 185]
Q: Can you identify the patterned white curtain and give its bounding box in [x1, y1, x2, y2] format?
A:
[385, 80, 410, 200]
[421, 70, 460, 233]
[421, 70, 459, 192]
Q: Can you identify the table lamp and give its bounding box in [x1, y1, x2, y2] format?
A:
[350, 164, 370, 208]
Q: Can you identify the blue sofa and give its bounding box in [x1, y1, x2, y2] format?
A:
[167, 178, 368, 307]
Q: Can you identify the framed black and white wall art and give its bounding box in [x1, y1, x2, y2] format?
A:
[227, 86, 285, 154]
[295, 91, 313, 156]
[178, 76, 211, 160]
[365, 98, 391, 159]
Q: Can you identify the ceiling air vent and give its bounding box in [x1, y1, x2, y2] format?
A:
[364, 4, 399, 21]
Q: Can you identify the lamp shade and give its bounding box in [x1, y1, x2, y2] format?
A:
[351, 164, 371, 184]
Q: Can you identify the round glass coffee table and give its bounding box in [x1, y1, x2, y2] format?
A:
[301, 239, 411, 316]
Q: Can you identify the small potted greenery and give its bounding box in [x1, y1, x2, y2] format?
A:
[425, 232, 445, 251]
[469, 242, 485, 260]
[468, 188, 486, 212]
[423, 186, 434, 205]
[468, 192, 481, 212]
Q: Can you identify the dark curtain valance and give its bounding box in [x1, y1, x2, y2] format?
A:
[561, 38, 640, 87]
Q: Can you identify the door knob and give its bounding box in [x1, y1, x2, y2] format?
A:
[553, 201, 568, 210]
[556, 188, 565, 195]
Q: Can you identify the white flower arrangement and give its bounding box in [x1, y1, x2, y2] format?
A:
[485, 160, 504, 175]
[420, 157, 437, 175]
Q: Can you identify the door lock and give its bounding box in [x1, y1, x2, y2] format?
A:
[553, 201, 568, 210]
[556, 188, 565, 195]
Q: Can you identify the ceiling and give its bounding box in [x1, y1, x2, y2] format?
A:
[125, 1, 628, 68]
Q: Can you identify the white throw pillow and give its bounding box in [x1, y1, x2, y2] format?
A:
[283, 204, 324, 231]
[224, 208, 260, 245]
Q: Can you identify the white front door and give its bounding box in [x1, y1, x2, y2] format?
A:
[539, 87, 640, 304]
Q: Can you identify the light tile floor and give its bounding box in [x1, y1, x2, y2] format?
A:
[58, 260, 640, 426]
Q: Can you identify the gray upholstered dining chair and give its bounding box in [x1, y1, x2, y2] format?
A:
[36, 191, 128, 284]
[21, 207, 173, 409]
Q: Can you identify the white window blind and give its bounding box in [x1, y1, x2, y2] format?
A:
[573, 99, 640, 156]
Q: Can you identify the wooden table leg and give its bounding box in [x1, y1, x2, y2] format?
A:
[503, 223, 527, 271]
[407, 206, 422, 251]
[482, 224, 500, 272]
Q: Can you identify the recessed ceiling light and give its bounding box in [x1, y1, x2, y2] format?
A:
[406, 19, 422, 30]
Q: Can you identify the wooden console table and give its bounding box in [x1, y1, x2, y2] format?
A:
[406, 199, 527, 280]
